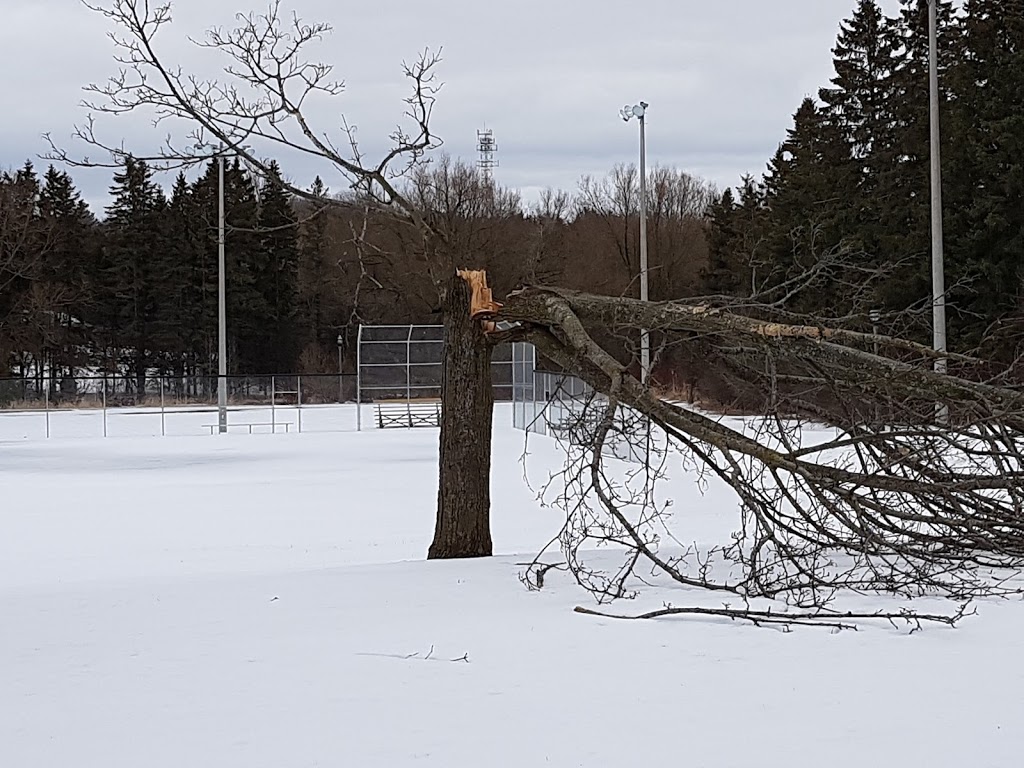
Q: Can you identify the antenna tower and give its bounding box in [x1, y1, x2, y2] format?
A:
[477, 128, 498, 181]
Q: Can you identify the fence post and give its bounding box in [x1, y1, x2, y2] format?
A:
[102, 376, 108, 438]
[271, 375, 276, 433]
[356, 325, 363, 432]
[342, 335, 350, 409]
[297, 375, 302, 434]
[406, 325, 413, 402]
[160, 378, 166, 437]
[44, 378, 50, 439]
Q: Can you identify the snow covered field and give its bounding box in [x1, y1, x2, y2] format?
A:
[3, 405, 1023, 767]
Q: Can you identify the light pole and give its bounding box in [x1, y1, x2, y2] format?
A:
[620, 101, 650, 384]
[870, 308, 882, 425]
[217, 153, 228, 433]
[195, 142, 251, 433]
[928, 0, 947, 374]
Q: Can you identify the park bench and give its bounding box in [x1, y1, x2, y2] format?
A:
[375, 398, 442, 429]
[204, 422, 292, 434]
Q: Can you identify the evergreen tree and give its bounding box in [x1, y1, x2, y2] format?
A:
[222, 159, 263, 375]
[880, 0, 959, 322]
[820, 1, 897, 165]
[38, 166, 97, 391]
[158, 172, 202, 381]
[947, 0, 1024, 350]
[297, 176, 333, 355]
[702, 176, 764, 297]
[817, 0, 899, 263]
[186, 162, 223, 386]
[703, 188, 741, 296]
[99, 156, 168, 393]
[255, 160, 300, 373]
[187, 158, 263, 377]
[758, 98, 848, 313]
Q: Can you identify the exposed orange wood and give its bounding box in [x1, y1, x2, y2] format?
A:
[457, 269, 503, 325]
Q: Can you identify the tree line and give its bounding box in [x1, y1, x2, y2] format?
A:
[0, 155, 714, 389]
[703, 0, 1024, 360]
[0, 157, 306, 392]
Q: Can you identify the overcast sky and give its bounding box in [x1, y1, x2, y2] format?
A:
[1, 0, 905, 212]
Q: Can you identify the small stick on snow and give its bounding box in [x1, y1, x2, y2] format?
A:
[574, 604, 968, 632]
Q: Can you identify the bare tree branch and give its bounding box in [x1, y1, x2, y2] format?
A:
[47, 0, 443, 237]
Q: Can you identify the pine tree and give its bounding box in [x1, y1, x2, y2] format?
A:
[255, 160, 300, 373]
[820, 1, 897, 162]
[702, 176, 764, 297]
[222, 159, 264, 375]
[38, 166, 97, 392]
[703, 188, 741, 295]
[817, 0, 899, 263]
[100, 156, 168, 393]
[297, 176, 334, 355]
[157, 172, 202, 382]
[758, 98, 848, 313]
[186, 162, 223, 387]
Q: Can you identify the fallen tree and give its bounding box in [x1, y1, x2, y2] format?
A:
[491, 284, 1024, 629]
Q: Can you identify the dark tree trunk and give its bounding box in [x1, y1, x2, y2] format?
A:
[428, 274, 494, 559]
[135, 345, 147, 397]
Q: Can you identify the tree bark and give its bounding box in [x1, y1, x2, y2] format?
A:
[428, 273, 494, 559]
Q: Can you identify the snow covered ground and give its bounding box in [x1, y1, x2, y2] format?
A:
[3, 405, 1023, 767]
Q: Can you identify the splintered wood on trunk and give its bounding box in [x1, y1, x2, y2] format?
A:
[428, 272, 494, 559]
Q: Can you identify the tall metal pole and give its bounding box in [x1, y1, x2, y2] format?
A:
[337, 334, 344, 404]
[356, 325, 363, 432]
[928, 0, 947, 375]
[638, 108, 650, 384]
[217, 154, 228, 433]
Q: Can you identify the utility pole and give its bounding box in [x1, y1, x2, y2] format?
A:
[928, 0, 947, 375]
[638, 106, 649, 384]
[217, 153, 228, 433]
[620, 101, 650, 383]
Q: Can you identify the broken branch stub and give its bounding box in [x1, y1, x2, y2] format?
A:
[457, 269, 503, 320]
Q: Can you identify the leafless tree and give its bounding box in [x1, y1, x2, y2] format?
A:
[520, 189, 570, 287]
[0, 169, 59, 375]
[53, 0, 497, 557]
[574, 165, 639, 282]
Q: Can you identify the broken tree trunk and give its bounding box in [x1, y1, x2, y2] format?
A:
[428, 271, 495, 559]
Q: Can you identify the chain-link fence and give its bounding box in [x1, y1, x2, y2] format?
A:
[0, 365, 531, 440]
[0, 373, 361, 440]
[511, 344, 657, 465]
[356, 325, 516, 405]
[0, 373, 360, 408]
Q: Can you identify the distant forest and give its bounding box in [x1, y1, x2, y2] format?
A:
[1, 0, 1021, 394]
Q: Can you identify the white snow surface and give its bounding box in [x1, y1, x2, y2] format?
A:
[3, 404, 1023, 767]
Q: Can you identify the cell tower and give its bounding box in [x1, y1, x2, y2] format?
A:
[477, 128, 498, 181]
